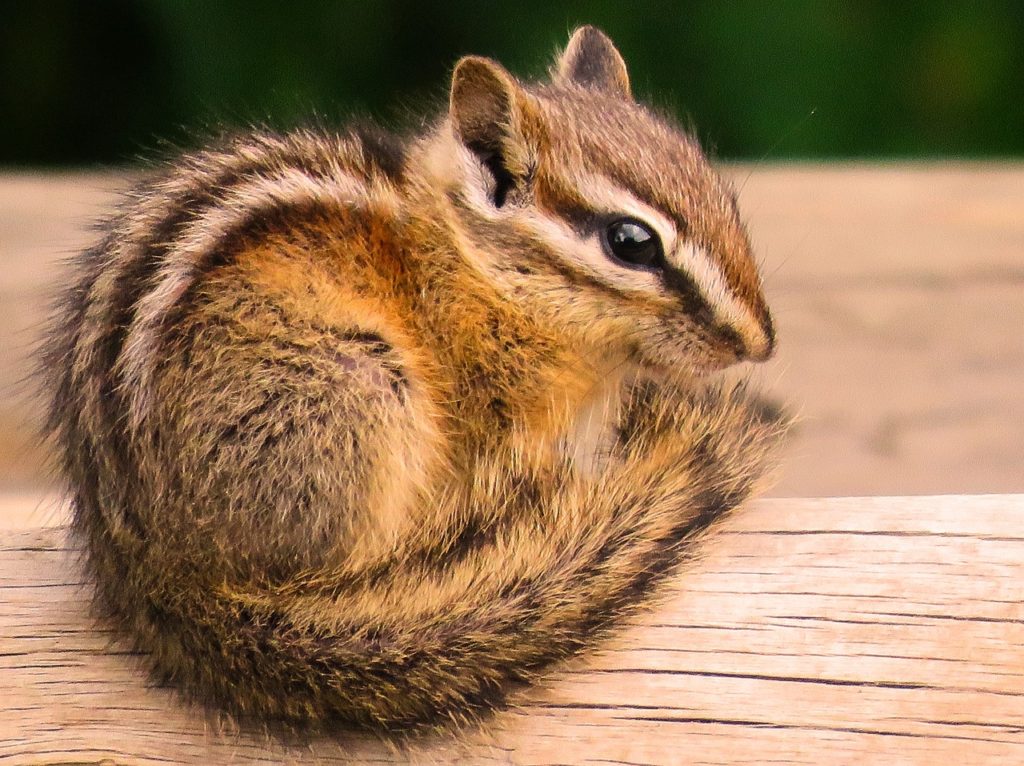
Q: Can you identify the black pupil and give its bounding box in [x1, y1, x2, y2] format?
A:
[607, 219, 662, 268]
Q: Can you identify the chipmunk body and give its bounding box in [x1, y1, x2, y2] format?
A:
[44, 28, 784, 731]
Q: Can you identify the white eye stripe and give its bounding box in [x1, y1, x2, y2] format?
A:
[450, 152, 663, 295]
[674, 240, 769, 352]
[577, 174, 767, 342]
[676, 241, 739, 315]
[573, 174, 677, 253]
[519, 213, 662, 294]
[453, 159, 764, 344]
[514, 173, 679, 295]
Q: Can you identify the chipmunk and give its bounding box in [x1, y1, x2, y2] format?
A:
[42, 27, 785, 732]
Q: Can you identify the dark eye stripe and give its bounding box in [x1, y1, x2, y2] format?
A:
[660, 264, 715, 326]
[531, 194, 719, 320]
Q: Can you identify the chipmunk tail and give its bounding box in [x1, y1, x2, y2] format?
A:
[74, 383, 787, 733]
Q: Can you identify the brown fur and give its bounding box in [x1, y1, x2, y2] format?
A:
[41, 27, 787, 733]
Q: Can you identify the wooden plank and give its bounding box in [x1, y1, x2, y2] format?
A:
[2, 166, 1023, 504]
[731, 164, 1024, 498]
[0, 173, 124, 496]
[0, 492, 65, 531]
[2, 494, 1022, 764]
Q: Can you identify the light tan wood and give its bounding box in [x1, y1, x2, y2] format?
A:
[2, 494, 1022, 764]
[731, 164, 1024, 498]
[0, 173, 123, 496]
[2, 166, 1023, 507]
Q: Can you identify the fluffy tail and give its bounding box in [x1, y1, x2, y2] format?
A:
[81, 382, 785, 731]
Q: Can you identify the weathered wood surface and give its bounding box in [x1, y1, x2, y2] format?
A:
[2, 494, 1022, 765]
[2, 166, 1023, 505]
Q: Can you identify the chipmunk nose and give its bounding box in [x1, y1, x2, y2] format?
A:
[744, 315, 776, 362]
[716, 314, 774, 363]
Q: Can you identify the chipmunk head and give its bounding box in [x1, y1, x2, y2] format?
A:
[440, 26, 774, 374]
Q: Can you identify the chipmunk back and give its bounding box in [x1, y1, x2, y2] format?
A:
[43, 27, 785, 731]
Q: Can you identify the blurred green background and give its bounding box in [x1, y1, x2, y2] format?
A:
[2, 0, 1022, 166]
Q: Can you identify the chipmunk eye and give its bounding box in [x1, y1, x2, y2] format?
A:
[604, 218, 664, 269]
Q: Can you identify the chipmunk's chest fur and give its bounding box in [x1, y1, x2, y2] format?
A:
[407, 274, 631, 474]
[558, 366, 631, 475]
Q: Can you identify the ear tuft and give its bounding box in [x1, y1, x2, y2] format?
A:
[554, 26, 631, 98]
[450, 57, 519, 154]
[450, 56, 526, 207]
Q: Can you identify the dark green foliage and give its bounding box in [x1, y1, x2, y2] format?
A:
[2, 0, 1022, 165]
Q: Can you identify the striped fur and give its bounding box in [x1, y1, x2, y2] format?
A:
[41, 27, 787, 733]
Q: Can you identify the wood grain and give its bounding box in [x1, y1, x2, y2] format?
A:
[2, 494, 1022, 765]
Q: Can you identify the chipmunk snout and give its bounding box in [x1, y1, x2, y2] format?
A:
[744, 315, 776, 362]
[715, 315, 775, 363]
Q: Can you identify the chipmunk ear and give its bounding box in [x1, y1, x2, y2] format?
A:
[553, 26, 631, 98]
[450, 56, 532, 208]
